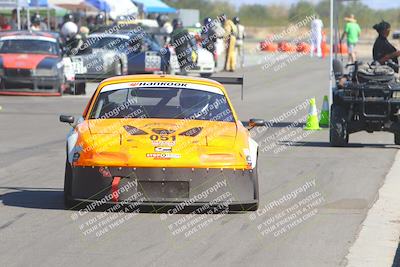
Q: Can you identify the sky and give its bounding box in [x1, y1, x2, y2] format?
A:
[226, 0, 400, 10]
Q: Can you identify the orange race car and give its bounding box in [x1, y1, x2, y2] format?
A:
[60, 75, 264, 212]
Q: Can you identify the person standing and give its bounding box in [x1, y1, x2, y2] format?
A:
[222, 15, 237, 72]
[156, 14, 173, 46]
[201, 17, 218, 67]
[233, 16, 245, 68]
[31, 13, 47, 31]
[170, 18, 197, 74]
[9, 9, 18, 30]
[341, 14, 361, 63]
[310, 15, 323, 58]
[0, 15, 11, 31]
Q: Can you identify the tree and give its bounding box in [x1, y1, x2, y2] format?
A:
[288, 1, 315, 23]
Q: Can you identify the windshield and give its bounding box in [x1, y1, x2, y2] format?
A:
[0, 39, 59, 55]
[86, 35, 161, 52]
[86, 37, 123, 49]
[89, 87, 234, 122]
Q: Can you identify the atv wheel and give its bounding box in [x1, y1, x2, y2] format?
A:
[395, 133, 400, 145]
[330, 104, 349, 147]
[64, 160, 74, 209]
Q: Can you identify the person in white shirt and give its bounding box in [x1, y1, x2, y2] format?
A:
[310, 15, 323, 58]
[157, 15, 173, 46]
[233, 16, 245, 68]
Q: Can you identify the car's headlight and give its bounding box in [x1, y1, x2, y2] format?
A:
[393, 91, 400, 99]
[32, 67, 57, 77]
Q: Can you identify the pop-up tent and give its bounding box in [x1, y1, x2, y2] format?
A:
[132, 0, 176, 14]
[85, 0, 138, 19]
[85, 0, 110, 12]
[29, 0, 48, 7]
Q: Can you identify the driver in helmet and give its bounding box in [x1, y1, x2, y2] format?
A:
[61, 21, 83, 56]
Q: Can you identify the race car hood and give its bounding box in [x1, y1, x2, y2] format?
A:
[78, 118, 249, 168]
[88, 118, 237, 147]
[0, 53, 58, 69]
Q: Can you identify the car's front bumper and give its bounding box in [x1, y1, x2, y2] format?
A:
[69, 166, 258, 211]
[1, 75, 61, 89]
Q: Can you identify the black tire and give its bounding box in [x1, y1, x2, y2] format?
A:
[395, 133, 400, 145]
[64, 160, 74, 209]
[200, 73, 212, 78]
[330, 104, 349, 146]
[247, 156, 259, 212]
[248, 169, 259, 211]
[75, 83, 86, 95]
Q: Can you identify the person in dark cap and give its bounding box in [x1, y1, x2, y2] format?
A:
[372, 20, 400, 73]
[170, 18, 197, 74]
[9, 9, 18, 30]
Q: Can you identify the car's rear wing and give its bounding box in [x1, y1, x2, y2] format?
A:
[209, 76, 244, 100]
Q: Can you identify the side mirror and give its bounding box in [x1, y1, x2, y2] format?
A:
[60, 115, 75, 124]
[248, 118, 265, 129]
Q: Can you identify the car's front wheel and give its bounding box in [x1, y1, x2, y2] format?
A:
[330, 104, 349, 147]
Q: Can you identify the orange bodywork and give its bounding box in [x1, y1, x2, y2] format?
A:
[73, 75, 252, 169]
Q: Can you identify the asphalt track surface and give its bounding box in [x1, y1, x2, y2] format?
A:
[0, 56, 398, 267]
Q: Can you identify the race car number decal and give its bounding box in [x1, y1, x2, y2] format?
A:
[150, 135, 176, 141]
[72, 60, 87, 74]
[145, 54, 161, 70]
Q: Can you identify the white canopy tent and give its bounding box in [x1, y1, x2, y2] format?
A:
[104, 0, 138, 20]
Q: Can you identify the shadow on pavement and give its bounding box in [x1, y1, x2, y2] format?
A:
[0, 187, 250, 214]
[267, 122, 306, 128]
[278, 140, 399, 149]
[243, 121, 306, 128]
[0, 187, 64, 210]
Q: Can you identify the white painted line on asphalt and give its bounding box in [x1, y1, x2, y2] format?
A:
[346, 151, 400, 267]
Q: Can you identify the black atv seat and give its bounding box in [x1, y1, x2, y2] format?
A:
[357, 64, 395, 83]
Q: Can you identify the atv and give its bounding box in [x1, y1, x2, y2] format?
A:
[330, 60, 400, 146]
